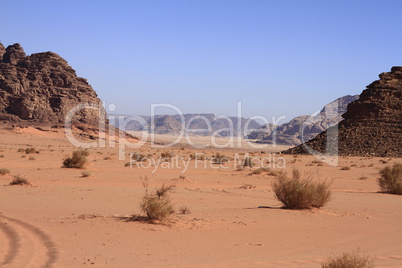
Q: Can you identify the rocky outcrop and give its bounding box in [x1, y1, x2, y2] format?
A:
[284, 67, 402, 157]
[0, 43, 104, 126]
[0, 43, 6, 62]
[248, 95, 359, 146]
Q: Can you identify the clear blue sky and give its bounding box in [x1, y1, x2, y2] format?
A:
[1, 0, 401, 121]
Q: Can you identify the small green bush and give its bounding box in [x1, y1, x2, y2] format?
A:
[377, 163, 402, 195]
[0, 168, 10, 175]
[63, 150, 89, 169]
[272, 169, 331, 209]
[321, 250, 375, 268]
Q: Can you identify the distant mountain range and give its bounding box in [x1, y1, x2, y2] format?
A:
[247, 95, 359, 146]
[112, 113, 262, 137]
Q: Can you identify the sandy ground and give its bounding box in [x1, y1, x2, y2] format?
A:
[0, 126, 401, 267]
[126, 131, 290, 152]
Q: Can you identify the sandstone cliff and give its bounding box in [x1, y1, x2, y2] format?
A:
[248, 95, 359, 146]
[0, 43, 103, 126]
[284, 67, 402, 157]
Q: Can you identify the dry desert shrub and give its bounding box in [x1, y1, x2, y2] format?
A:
[132, 153, 147, 162]
[9, 175, 31, 186]
[63, 150, 89, 169]
[321, 250, 375, 268]
[377, 163, 402, 195]
[25, 147, 38, 154]
[160, 152, 174, 160]
[268, 169, 282, 177]
[249, 167, 270, 175]
[0, 168, 10, 175]
[81, 171, 92, 177]
[240, 183, 255, 189]
[155, 183, 176, 199]
[140, 178, 175, 222]
[340, 166, 350, 170]
[179, 206, 191, 214]
[241, 157, 253, 168]
[272, 169, 331, 209]
[212, 153, 229, 164]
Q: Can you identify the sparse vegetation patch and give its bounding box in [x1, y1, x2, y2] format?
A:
[0, 168, 10, 175]
[321, 250, 375, 268]
[272, 169, 331, 209]
[63, 150, 89, 169]
[81, 171, 92, 177]
[9, 175, 31, 186]
[377, 163, 402, 195]
[140, 178, 175, 222]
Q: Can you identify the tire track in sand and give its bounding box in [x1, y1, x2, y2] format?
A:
[0, 213, 58, 267]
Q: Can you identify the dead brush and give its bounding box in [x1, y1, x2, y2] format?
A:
[25, 147, 37, 154]
[0, 168, 10, 175]
[272, 169, 332, 209]
[63, 150, 89, 169]
[179, 206, 191, 214]
[155, 183, 176, 199]
[249, 167, 270, 175]
[9, 175, 31, 186]
[212, 153, 229, 164]
[140, 177, 175, 222]
[377, 163, 402, 195]
[321, 250, 375, 268]
[241, 157, 253, 168]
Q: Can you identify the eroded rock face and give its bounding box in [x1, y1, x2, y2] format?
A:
[284, 67, 402, 157]
[0, 43, 104, 126]
[0, 43, 6, 61]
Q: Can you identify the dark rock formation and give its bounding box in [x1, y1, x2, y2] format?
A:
[248, 95, 359, 146]
[284, 67, 402, 157]
[0, 43, 104, 126]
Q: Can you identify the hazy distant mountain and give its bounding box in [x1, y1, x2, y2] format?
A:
[112, 113, 261, 137]
[247, 95, 359, 146]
